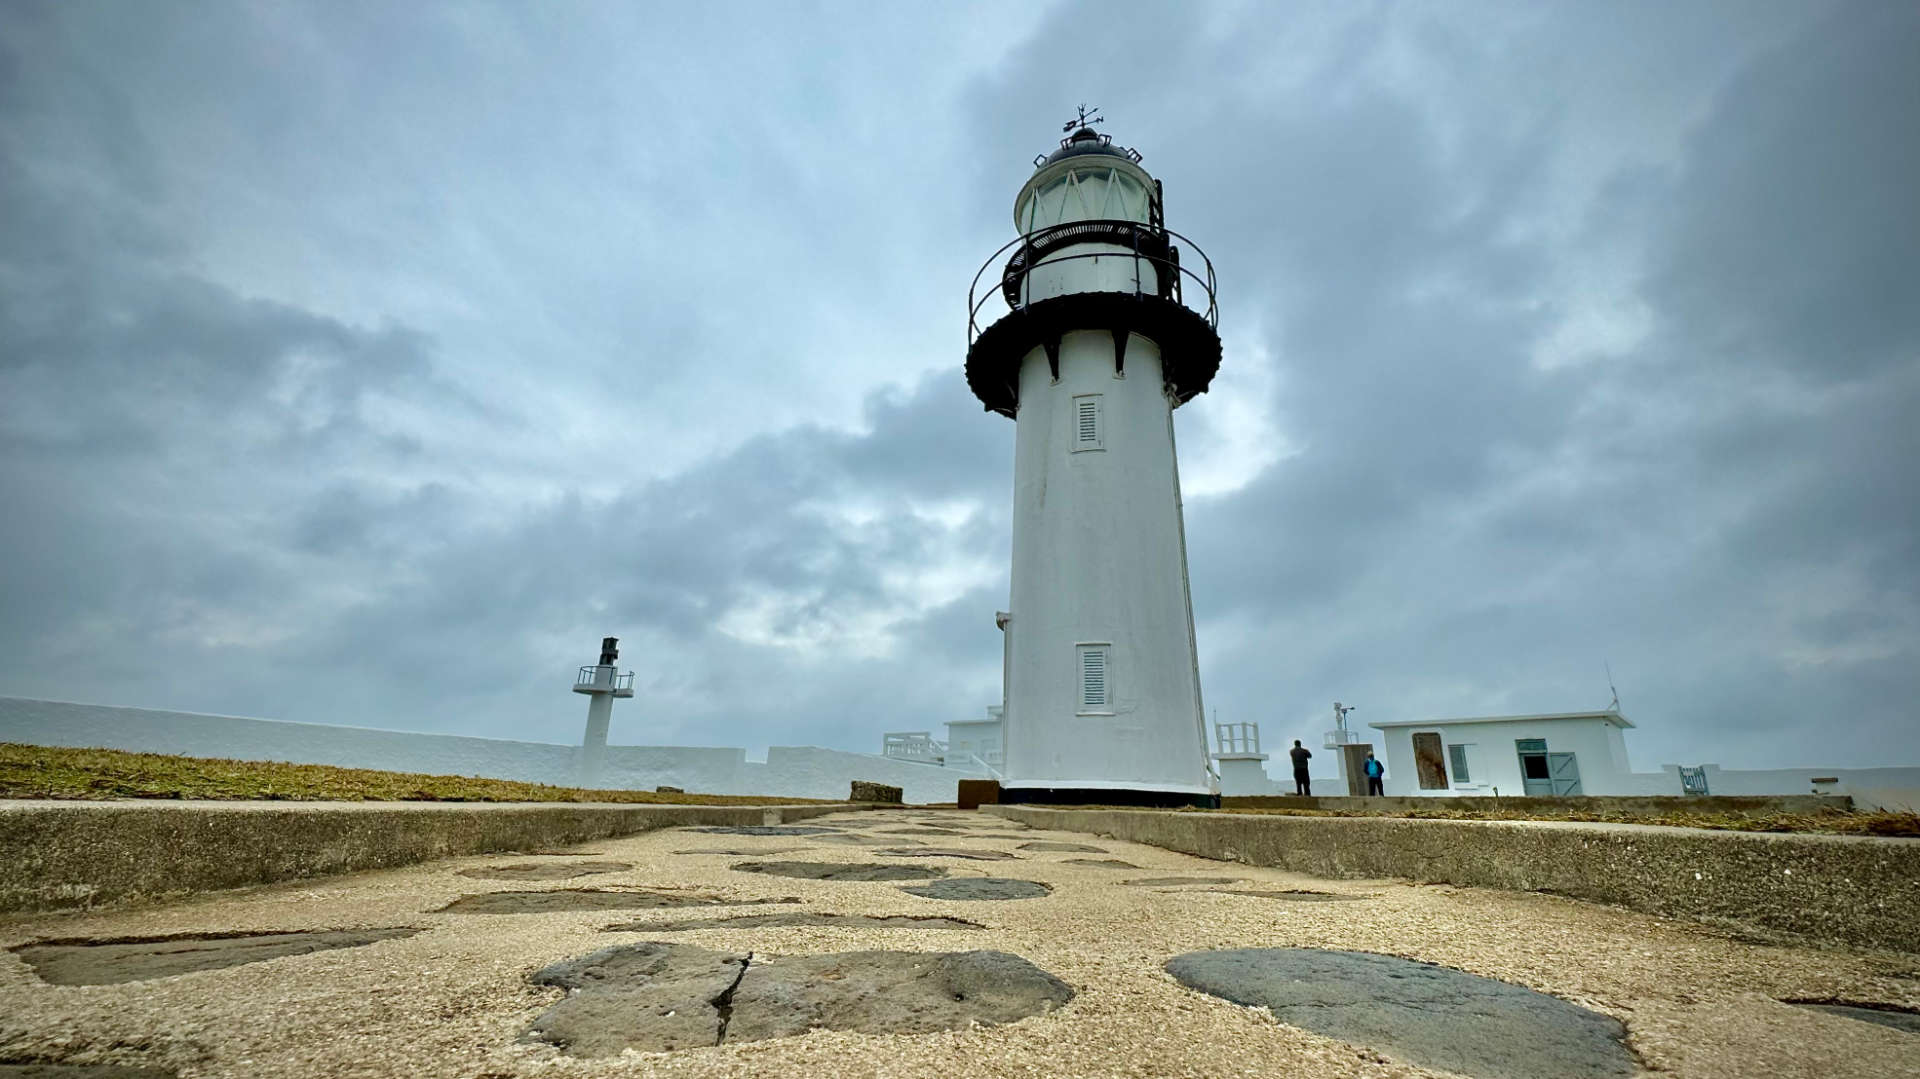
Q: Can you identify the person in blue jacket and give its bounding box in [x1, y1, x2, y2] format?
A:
[1363, 752, 1386, 796]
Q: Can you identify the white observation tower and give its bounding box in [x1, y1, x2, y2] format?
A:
[571, 635, 633, 787]
[966, 112, 1222, 807]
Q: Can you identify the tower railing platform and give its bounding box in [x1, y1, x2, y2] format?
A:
[968, 218, 1218, 345]
[965, 219, 1222, 418]
[573, 665, 635, 696]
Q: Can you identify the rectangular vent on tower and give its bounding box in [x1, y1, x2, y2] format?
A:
[1078, 643, 1111, 712]
[1072, 394, 1103, 452]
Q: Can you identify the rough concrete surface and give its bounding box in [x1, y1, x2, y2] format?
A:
[1209, 889, 1365, 902]
[2, 807, 1917, 1078]
[685, 826, 843, 836]
[13, 929, 421, 985]
[873, 848, 1016, 861]
[989, 805, 1920, 953]
[0, 1059, 176, 1067]
[847, 782, 903, 804]
[453, 861, 632, 880]
[728, 861, 945, 882]
[435, 889, 795, 914]
[528, 943, 1070, 1054]
[1166, 948, 1634, 1079]
[0, 801, 860, 915]
[605, 913, 983, 932]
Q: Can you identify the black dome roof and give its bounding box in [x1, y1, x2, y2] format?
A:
[1038, 127, 1137, 168]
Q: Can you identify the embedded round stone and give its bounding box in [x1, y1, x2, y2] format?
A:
[1064, 858, 1140, 869]
[879, 826, 961, 835]
[1123, 876, 1240, 886]
[813, 833, 914, 846]
[528, 943, 1072, 1054]
[455, 861, 631, 880]
[672, 846, 811, 856]
[1018, 842, 1108, 853]
[730, 861, 946, 882]
[1790, 1002, 1920, 1035]
[436, 889, 794, 914]
[874, 847, 1017, 861]
[1165, 949, 1633, 1079]
[605, 912, 984, 932]
[900, 878, 1052, 901]
[686, 826, 841, 836]
[12, 929, 421, 986]
[1208, 889, 1364, 902]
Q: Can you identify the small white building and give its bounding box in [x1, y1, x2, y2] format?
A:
[1368, 711, 1636, 797]
[944, 706, 1005, 773]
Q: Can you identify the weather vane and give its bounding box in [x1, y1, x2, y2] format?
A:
[1063, 104, 1104, 133]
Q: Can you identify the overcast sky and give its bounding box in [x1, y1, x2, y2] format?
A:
[2, 1, 1915, 771]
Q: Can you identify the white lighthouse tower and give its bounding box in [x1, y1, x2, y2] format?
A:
[965, 112, 1222, 806]
[571, 635, 633, 787]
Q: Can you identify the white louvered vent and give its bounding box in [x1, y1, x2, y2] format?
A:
[1073, 394, 1102, 451]
[1078, 644, 1110, 710]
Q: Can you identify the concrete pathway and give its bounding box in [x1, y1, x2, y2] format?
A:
[1, 808, 1916, 1078]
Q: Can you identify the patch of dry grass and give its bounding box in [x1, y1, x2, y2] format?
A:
[1199, 803, 1920, 837]
[0, 742, 824, 805]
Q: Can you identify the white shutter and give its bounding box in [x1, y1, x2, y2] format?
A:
[1073, 394, 1102, 450]
[1079, 645, 1109, 709]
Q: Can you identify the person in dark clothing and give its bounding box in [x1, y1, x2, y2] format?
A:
[1363, 752, 1385, 796]
[1289, 740, 1312, 796]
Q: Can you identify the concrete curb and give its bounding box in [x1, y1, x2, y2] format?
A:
[0, 799, 859, 915]
[986, 805, 1920, 954]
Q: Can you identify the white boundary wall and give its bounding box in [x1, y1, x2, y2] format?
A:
[0, 697, 982, 805]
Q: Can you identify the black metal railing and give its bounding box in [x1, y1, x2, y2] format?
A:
[969, 219, 1217, 346]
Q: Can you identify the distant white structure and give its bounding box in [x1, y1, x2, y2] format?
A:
[570, 636, 634, 786]
[878, 707, 1005, 777]
[1366, 710, 1920, 809]
[1211, 720, 1271, 797]
[944, 706, 1005, 775]
[965, 115, 1222, 805]
[0, 697, 989, 804]
[1370, 711, 1635, 796]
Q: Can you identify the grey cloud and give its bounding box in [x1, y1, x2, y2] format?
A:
[0, 0, 1913, 771]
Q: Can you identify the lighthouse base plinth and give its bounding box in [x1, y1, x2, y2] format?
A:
[1000, 786, 1221, 809]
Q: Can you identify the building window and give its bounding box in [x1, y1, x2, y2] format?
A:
[1072, 394, 1103, 451]
[1447, 744, 1471, 783]
[1077, 643, 1110, 711]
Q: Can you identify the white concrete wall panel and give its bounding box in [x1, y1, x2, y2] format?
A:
[1002, 331, 1211, 793]
[0, 697, 986, 803]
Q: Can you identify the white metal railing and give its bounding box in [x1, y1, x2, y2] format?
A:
[1215, 721, 1261, 755]
[882, 732, 946, 763]
[574, 666, 634, 691]
[1323, 728, 1363, 747]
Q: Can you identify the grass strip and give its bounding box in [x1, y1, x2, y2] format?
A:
[1199, 803, 1920, 837]
[0, 742, 825, 805]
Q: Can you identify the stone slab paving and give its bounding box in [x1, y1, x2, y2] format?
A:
[13, 930, 421, 986]
[1788, 1002, 1920, 1035]
[2, 807, 1917, 1078]
[527, 943, 1072, 1054]
[1165, 948, 1634, 1079]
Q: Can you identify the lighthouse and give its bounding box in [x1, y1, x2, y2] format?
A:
[965, 113, 1222, 806]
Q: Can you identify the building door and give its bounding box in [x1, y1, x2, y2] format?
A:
[1341, 743, 1373, 797]
[1548, 752, 1582, 795]
[1516, 739, 1553, 796]
[1411, 732, 1449, 790]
